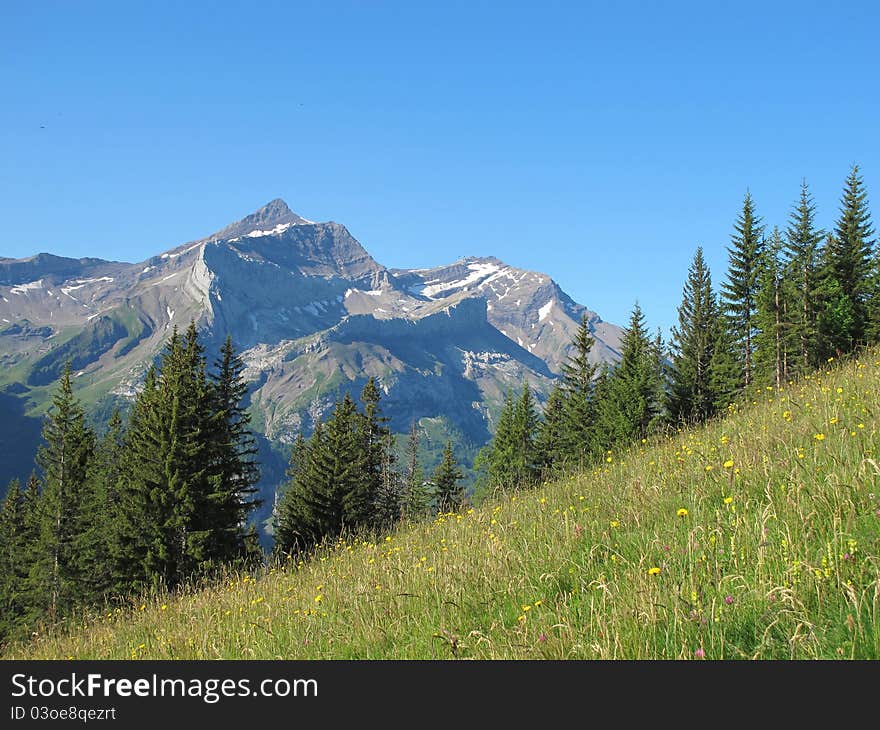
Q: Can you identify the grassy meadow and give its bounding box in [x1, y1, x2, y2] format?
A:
[5, 352, 880, 660]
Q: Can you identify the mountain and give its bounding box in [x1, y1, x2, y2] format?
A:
[0, 200, 624, 536]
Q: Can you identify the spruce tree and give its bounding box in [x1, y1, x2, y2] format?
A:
[207, 336, 261, 564]
[31, 362, 95, 619]
[668, 248, 723, 423]
[307, 394, 368, 539]
[596, 303, 665, 449]
[754, 227, 793, 389]
[559, 313, 598, 466]
[0, 479, 28, 641]
[401, 421, 431, 519]
[721, 191, 764, 389]
[534, 384, 566, 477]
[358, 378, 395, 526]
[273, 433, 315, 556]
[784, 180, 824, 374]
[432, 441, 464, 513]
[510, 383, 541, 487]
[478, 390, 516, 494]
[823, 164, 875, 350]
[113, 325, 215, 592]
[77, 409, 125, 604]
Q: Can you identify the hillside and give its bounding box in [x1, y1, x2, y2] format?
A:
[5, 351, 879, 660]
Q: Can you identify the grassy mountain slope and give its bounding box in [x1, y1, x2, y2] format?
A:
[6, 352, 879, 660]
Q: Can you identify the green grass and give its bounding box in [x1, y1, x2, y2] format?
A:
[5, 352, 880, 659]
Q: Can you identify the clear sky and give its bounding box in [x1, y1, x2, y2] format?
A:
[2, 0, 878, 338]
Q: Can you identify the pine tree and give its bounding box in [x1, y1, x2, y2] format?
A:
[31, 362, 95, 619]
[559, 313, 598, 466]
[668, 248, 723, 423]
[358, 378, 396, 526]
[784, 180, 825, 374]
[596, 303, 665, 449]
[510, 383, 541, 487]
[207, 336, 261, 564]
[721, 191, 765, 389]
[273, 433, 316, 556]
[432, 441, 464, 513]
[113, 325, 215, 592]
[77, 409, 125, 604]
[0, 479, 28, 641]
[754, 227, 793, 389]
[308, 394, 368, 539]
[823, 164, 875, 350]
[534, 384, 566, 477]
[401, 421, 432, 519]
[112, 365, 163, 593]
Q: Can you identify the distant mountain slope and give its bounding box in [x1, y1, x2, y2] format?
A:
[0, 200, 624, 536]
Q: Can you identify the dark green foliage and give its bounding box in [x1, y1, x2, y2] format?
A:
[76, 410, 125, 604]
[476, 384, 541, 495]
[754, 227, 794, 389]
[31, 363, 95, 619]
[112, 325, 261, 593]
[432, 441, 464, 513]
[721, 191, 765, 389]
[668, 248, 724, 423]
[784, 181, 825, 375]
[359, 378, 399, 528]
[401, 422, 432, 520]
[272, 433, 315, 555]
[0, 479, 30, 642]
[534, 384, 566, 477]
[594, 303, 666, 450]
[272, 383, 402, 555]
[206, 336, 262, 564]
[821, 165, 875, 350]
[559, 314, 598, 466]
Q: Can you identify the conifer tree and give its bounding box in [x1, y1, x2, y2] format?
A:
[823, 164, 875, 350]
[207, 336, 261, 564]
[534, 384, 566, 477]
[721, 191, 764, 389]
[401, 421, 432, 519]
[0, 479, 28, 641]
[358, 378, 395, 526]
[273, 433, 315, 556]
[31, 362, 95, 619]
[113, 325, 214, 591]
[784, 180, 824, 374]
[596, 303, 665, 448]
[432, 441, 464, 513]
[559, 313, 598, 465]
[511, 383, 541, 487]
[755, 227, 793, 389]
[307, 394, 368, 538]
[77, 409, 125, 603]
[668, 248, 723, 423]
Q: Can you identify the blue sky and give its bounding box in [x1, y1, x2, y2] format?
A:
[2, 1, 878, 338]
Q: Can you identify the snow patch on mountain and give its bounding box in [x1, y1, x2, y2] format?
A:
[420, 261, 501, 298]
[10, 279, 43, 295]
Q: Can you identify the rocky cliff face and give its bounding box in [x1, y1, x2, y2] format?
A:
[0, 199, 624, 531]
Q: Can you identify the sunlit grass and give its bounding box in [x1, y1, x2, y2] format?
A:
[6, 352, 880, 659]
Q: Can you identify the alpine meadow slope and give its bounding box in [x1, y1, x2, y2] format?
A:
[7, 350, 879, 660]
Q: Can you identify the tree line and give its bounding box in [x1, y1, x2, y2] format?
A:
[475, 164, 877, 494]
[0, 324, 261, 643]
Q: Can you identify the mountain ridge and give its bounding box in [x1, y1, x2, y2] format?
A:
[0, 199, 624, 536]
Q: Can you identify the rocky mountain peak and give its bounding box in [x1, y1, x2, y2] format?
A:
[210, 198, 313, 242]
